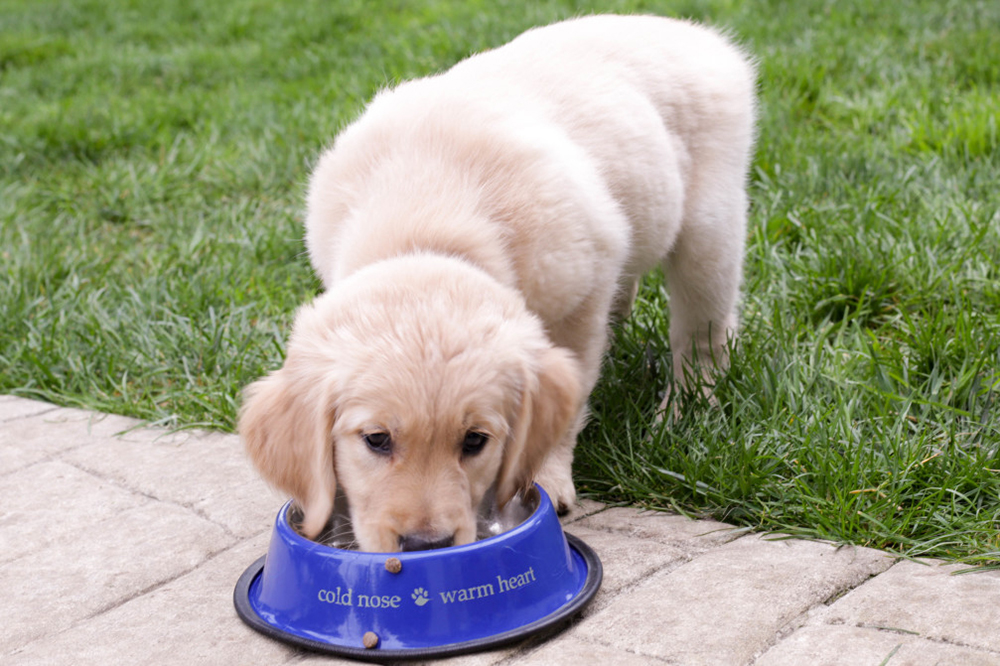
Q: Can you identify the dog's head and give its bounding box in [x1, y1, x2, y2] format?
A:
[239, 256, 581, 552]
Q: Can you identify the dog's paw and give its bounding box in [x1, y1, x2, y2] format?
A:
[534, 467, 577, 515]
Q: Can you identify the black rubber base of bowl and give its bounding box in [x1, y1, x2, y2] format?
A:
[233, 533, 603, 663]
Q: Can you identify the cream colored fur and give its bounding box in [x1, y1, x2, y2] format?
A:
[240, 15, 756, 552]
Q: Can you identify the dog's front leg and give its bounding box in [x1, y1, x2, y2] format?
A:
[534, 294, 615, 513]
[533, 408, 589, 514]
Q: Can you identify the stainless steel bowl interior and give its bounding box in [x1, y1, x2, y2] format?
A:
[289, 485, 542, 550]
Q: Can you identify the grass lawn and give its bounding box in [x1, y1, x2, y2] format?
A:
[2, 0, 998, 567]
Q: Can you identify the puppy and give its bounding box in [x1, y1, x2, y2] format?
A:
[239, 15, 756, 552]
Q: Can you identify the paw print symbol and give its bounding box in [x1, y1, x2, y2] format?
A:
[411, 587, 430, 607]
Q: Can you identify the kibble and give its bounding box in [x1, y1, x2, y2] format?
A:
[362, 631, 379, 649]
[385, 557, 402, 574]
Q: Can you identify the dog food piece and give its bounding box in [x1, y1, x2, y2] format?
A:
[362, 631, 380, 649]
[385, 557, 402, 574]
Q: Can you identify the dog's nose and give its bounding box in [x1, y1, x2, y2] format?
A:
[398, 533, 455, 551]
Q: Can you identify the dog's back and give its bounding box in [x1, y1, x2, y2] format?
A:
[307, 14, 753, 300]
[305, 14, 755, 389]
[445, 15, 757, 275]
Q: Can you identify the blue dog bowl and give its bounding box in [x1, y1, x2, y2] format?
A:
[233, 485, 602, 661]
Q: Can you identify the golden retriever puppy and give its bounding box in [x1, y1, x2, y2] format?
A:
[239, 15, 756, 552]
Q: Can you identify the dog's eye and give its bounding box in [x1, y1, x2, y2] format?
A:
[363, 432, 392, 455]
[461, 431, 489, 457]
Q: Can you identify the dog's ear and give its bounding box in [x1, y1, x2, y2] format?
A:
[239, 366, 337, 539]
[497, 346, 582, 506]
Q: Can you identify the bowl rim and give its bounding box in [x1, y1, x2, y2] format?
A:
[234, 531, 601, 662]
[281, 484, 546, 557]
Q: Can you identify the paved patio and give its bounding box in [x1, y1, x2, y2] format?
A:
[3, 394, 999, 665]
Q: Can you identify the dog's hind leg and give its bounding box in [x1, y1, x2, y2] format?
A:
[610, 276, 640, 323]
[660, 184, 747, 408]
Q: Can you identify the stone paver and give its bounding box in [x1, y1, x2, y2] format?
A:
[563, 524, 686, 614]
[575, 505, 748, 553]
[571, 534, 893, 665]
[60, 425, 280, 537]
[0, 460, 144, 564]
[2, 501, 234, 653]
[820, 559, 1000, 654]
[0, 394, 59, 421]
[0, 406, 139, 476]
[4, 395, 999, 666]
[5, 534, 291, 666]
[516, 636, 669, 665]
[754, 624, 1000, 666]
